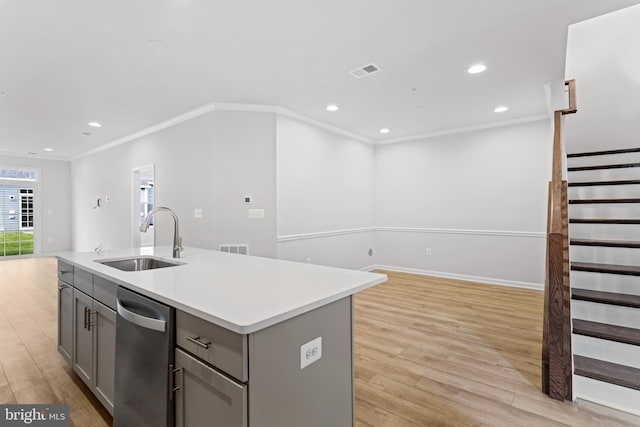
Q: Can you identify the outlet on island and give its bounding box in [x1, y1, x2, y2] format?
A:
[300, 337, 322, 369]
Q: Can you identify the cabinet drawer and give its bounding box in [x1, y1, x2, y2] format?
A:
[93, 276, 117, 310]
[176, 310, 248, 382]
[58, 260, 74, 285]
[73, 268, 93, 296]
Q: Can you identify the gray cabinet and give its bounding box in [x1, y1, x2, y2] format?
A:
[173, 296, 353, 427]
[57, 281, 73, 363]
[93, 300, 116, 413]
[72, 288, 116, 415]
[73, 288, 93, 387]
[174, 348, 247, 427]
[59, 261, 117, 416]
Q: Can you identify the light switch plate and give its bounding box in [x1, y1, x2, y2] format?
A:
[300, 337, 322, 369]
[194, 208, 203, 218]
[248, 209, 265, 219]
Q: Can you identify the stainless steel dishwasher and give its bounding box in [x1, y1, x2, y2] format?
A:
[114, 287, 175, 427]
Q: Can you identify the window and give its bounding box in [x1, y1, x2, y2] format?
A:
[20, 188, 34, 229]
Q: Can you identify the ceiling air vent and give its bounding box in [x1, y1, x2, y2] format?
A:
[349, 63, 381, 79]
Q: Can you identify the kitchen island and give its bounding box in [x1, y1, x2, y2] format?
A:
[56, 246, 386, 427]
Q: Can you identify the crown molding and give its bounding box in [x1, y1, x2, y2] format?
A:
[0, 150, 68, 162]
[71, 102, 374, 161]
[70, 104, 551, 161]
[275, 107, 374, 144]
[376, 113, 550, 145]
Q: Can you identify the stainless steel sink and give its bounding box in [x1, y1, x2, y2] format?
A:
[96, 256, 183, 272]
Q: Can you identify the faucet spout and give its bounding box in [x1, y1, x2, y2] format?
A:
[140, 206, 183, 258]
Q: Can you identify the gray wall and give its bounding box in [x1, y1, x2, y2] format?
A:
[374, 119, 552, 287]
[276, 115, 376, 269]
[565, 4, 640, 153]
[71, 110, 277, 257]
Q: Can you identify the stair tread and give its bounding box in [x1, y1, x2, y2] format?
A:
[569, 179, 640, 187]
[573, 319, 640, 346]
[574, 355, 640, 391]
[572, 289, 640, 309]
[570, 239, 640, 248]
[569, 198, 640, 204]
[568, 148, 640, 158]
[568, 163, 640, 172]
[570, 218, 640, 224]
[571, 262, 640, 276]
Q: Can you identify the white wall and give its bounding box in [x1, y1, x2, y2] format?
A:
[71, 111, 277, 257]
[0, 155, 72, 254]
[276, 115, 376, 269]
[565, 4, 640, 153]
[374, 119, 552, 287]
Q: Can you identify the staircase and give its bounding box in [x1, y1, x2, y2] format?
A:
[567, 147, 640, 415]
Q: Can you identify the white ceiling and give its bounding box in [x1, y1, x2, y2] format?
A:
[1, 0, 639, 160]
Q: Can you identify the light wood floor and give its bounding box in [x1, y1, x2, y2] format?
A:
[1, 258, 639, 427]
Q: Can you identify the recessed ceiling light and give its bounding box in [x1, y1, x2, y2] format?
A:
[326, 104, 339, 112]
[379, 128, 390, 134]
[82, 132, 92, 136]
[43, 148, 54, 152]
[88, 122, 102, 128]
[494, 106, 509, 113]
[27, 152, 37, 155]
[468, 64, 487, 74]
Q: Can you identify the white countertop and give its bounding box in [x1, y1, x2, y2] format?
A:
[56, 246, 386, 334]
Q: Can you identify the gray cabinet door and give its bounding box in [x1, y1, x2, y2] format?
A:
[57, 281, 73, 363]
[93, 300, 116, 415]
[72, 288, 93, 388]
[174, 348, 247, 427]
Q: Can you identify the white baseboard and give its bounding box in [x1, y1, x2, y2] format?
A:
[361, 264, 544, 291]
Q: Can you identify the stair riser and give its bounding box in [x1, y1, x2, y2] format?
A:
[569, 167, 640, 182]
[569, 223, 640, 241]
[573, 334, 640, 370]
[570, 245, 640, 265]
[572, 300, 640, 330]
[573, 376, 640, 417]
[569, 184, 640, 200]
[568, 152, 640, 168]
[570, 271, 640, 296]
[569, 204, 640, 220]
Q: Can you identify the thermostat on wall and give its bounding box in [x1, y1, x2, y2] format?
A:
[243, 195, 252, 204]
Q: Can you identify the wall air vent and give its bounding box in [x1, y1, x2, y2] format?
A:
[349, 63, 381, 79]
[219, 244, 249, 255]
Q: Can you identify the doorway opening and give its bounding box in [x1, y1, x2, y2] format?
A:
[0, 167, 38, 257]
[132, 165, 155, 248]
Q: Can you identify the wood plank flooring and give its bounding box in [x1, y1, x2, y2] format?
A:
[353, 270, 640, 427]
[0, 257, 112, 427]
[1, 258, 639, 426]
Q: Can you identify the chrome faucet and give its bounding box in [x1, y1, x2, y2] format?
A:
[140, 207, 183, 258]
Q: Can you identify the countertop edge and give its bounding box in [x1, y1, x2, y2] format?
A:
[56, 253, 387, 334]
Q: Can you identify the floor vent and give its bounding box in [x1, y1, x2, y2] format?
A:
[349, 63, 381, 78]
[219, 244, 249, 255]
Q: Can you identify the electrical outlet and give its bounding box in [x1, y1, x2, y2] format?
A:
[300, 337, 322, 369]
[426, 248, 432, 256]
[248, 209, 265, 219]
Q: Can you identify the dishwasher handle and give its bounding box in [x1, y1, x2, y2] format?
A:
[117, 299, 166, 332]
